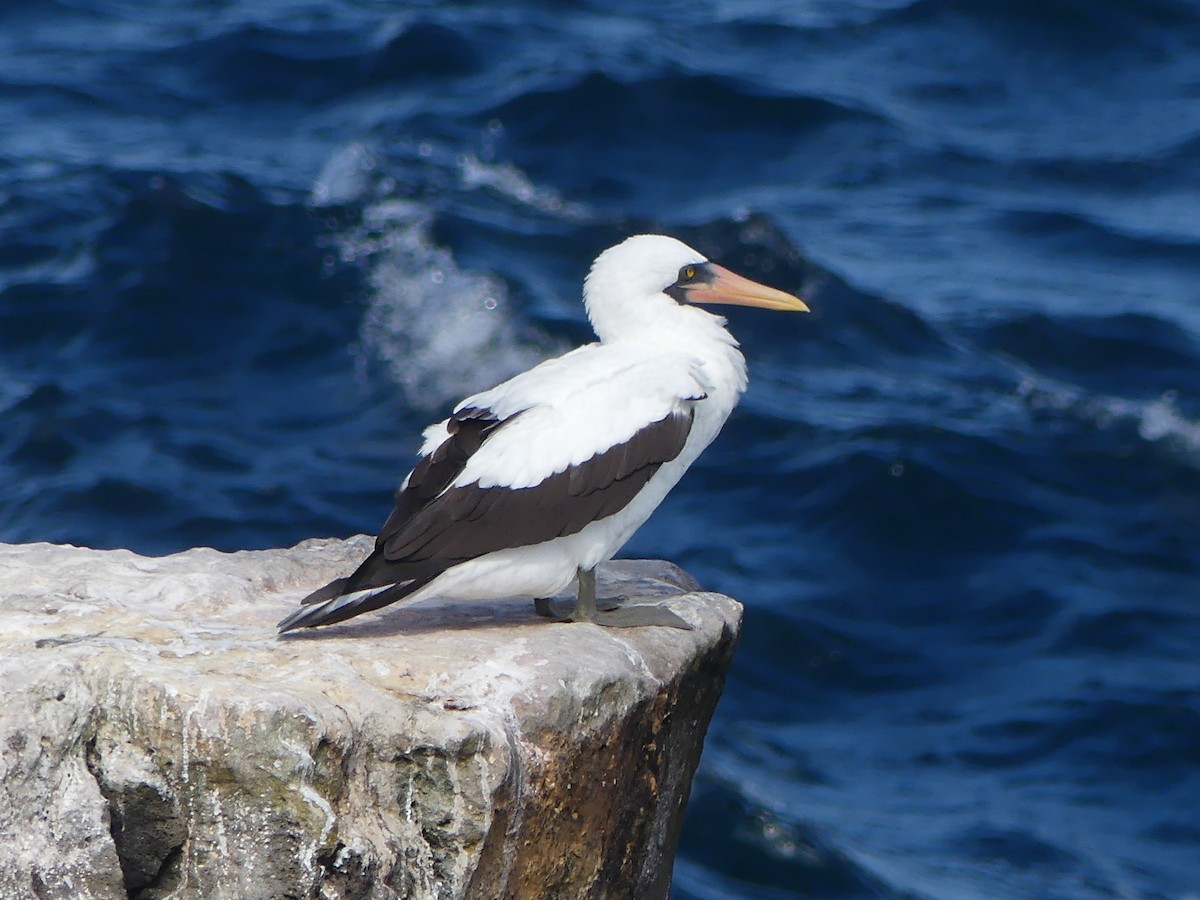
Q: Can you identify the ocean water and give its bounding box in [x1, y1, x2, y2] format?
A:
[2, 1, 1199, 897]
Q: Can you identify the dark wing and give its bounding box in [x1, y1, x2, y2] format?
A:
[277, 575, 440, 632]
[375, 406, 503, 552]
[296, 406, 505, 607]
[379, 408, 694, 565]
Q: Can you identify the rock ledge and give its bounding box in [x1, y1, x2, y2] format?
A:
[0, 537, 741, 899]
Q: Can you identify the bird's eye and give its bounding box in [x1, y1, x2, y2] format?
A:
[681, 265, 696, 281]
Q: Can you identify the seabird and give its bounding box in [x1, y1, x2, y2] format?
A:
[279, 234, 808, 633]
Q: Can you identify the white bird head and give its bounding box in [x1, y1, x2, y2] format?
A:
[583, 234, 809, 344]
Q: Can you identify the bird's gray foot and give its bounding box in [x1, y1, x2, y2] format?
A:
[533, 594, 628, 620]
[591, 604, 694, 630]
[537, 569, 692, 629]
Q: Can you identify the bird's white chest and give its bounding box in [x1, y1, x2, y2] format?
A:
[566, 342, 747, 565]
[658, 335, 745, 467]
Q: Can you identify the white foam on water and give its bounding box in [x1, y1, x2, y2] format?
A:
[309, 142, 569, 412]
[310, 141, 373, 207]
[1133, 391, 1200, 450]
[355, 202, 558, 411]
[1017, 375, 1200, 460]
[457, 152, 589, 220]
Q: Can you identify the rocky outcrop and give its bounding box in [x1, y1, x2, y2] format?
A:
[0, 537, 741, 899]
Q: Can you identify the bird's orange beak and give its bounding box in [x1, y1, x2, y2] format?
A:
[686, 264, 810, 312]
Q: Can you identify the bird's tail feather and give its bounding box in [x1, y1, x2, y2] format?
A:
[299, 576, 351, 606]
[277, 575, 437, 633]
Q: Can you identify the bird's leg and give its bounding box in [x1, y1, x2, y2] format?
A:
[572, 567, 694, 630]
[533, 573, 622, 619]
[571, 567, 599, 622]
[536, 568, 692, 629]
[533, 570, 605, 621]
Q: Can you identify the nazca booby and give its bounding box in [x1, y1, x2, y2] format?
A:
[278, 234, 808, 633]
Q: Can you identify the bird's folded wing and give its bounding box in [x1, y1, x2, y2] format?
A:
[454, 345, 710, 485]
[378, 349, 710, 566]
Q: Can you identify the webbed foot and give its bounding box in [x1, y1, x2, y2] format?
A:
[534, 595, 629, 620]
[591, 604, 693, 630]
[535, 571, 690, 629]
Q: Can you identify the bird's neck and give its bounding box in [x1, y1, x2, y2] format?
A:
[598, 307, 749, 393]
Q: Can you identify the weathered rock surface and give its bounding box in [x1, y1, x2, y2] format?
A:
[0, 537, 742, 899]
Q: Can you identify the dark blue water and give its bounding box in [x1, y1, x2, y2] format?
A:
[3, 1, 1199, 896]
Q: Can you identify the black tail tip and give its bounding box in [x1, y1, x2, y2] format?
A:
[277, 606, 320, 634]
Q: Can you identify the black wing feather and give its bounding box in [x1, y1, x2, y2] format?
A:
[280, 575, 439, 632]
[292, 407, 505, 613]
[374, 406, 503, 550]
[381, 409, 694, 564]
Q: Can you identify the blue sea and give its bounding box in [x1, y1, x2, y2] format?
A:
[2, 1, 1198, 897]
